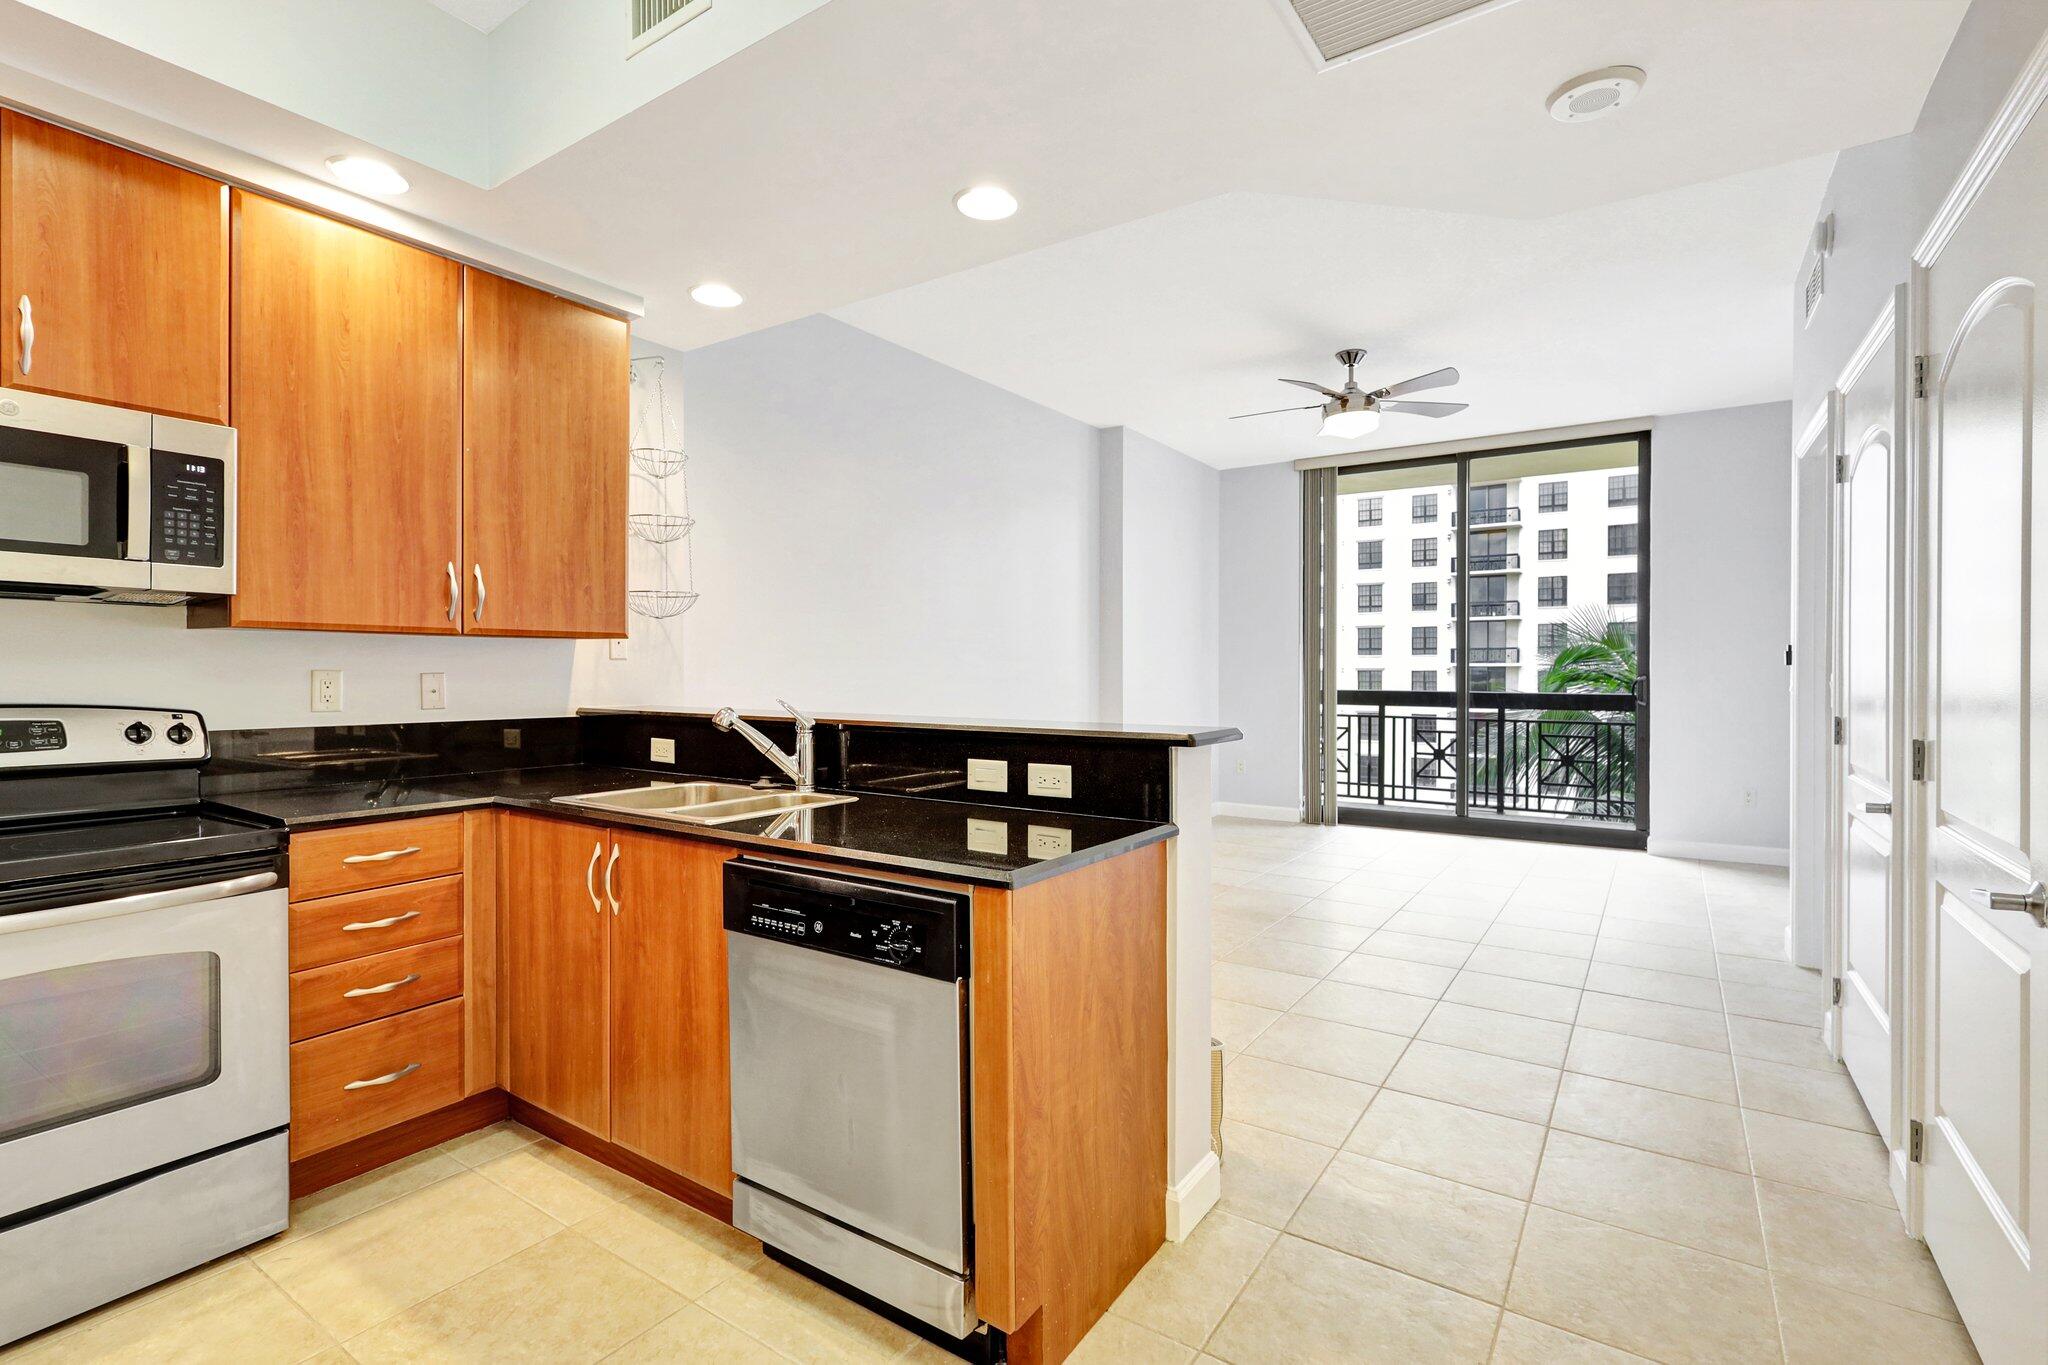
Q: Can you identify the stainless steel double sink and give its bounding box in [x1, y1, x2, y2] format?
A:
[554, 781, 856, 826]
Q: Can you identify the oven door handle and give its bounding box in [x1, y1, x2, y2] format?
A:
[0, 870, 278, 936]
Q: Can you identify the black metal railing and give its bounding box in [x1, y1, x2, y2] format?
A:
[1465, 646, 1520, 664]
[1332, 690, 1636, 822]
[1468, 505, 1520, 526]
[1468, 600, 1519, 618]
[1462, 553, 1520, 572]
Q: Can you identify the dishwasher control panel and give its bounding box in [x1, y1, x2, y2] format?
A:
[725, 858, 966, 982]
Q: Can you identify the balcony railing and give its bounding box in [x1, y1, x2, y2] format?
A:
[1467, 505, 1520, 526]
[1468, 600, 1519, 618]
[1464, 646, 1520, 664]
[1332, 690, 1637, 822]
[1462, 554, 1520, 572]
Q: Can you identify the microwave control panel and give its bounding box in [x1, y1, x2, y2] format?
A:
[150, 454, 226, 567]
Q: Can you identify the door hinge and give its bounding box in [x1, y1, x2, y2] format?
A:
[1833, 716, 1844, 745]
[1835, 454, 1848, 482]
[1909, 1119, 1925, 1163]
[1831, 977, 1843, 1006]
[1913, 354, 1929, 400]
[1912, 738, 1927, 782]
[1786, 645, 1794, 667]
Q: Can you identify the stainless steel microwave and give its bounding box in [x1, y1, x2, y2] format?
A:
[0, 389, 235, 604]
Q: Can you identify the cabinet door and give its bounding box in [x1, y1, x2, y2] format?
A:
[500, 815, 610, 1137]
[461, 267, 628, 638]
[226, 191, 461, 632]
[0, 112, 228, 421]
[609, 830, 733, 1193]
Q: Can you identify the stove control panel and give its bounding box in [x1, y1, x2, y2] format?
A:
[0, 706, 208, 770]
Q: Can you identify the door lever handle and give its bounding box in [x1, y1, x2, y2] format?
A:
[1864, 802, 1892, 816]
[1975, 881, 2048, 929]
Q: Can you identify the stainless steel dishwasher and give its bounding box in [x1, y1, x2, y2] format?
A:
[724, 858, 974, 1338]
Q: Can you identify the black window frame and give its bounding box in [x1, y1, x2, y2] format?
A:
[1411, 492, 1438, 524]
[1537, 480, 1568, 512]
[1608, 522, 1638, 556]
[1411, 582, 1438, 611]
[1357, 495, 1383, 527]
[1358, 539, 1382, 570]
[1358, 582, 1382, 612]
[1538, 575, 1567, 607]
[1607, 572, 1638, 605]
[1411, 537, 1439, 568]
[1412, 626, 1438, 655]
[1538, 527, 1568, 560]
[1358, 625, 1383, 656]
[1608, 472, 1639, 507]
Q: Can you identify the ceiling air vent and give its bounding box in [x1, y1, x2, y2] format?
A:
[630, 0, 711, 56]
[1279, 0, 1518, 68]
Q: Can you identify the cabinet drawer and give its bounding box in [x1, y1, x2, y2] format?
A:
[290, 998, 464, 1159]
[291, 876, 463, 971]
[290, 814, 464, 901]
[291, 937, 463, 1041]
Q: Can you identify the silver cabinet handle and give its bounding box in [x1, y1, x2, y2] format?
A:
[342, 846, 421, 865]
[473, 564, 486, 624]
[446, 562, 458, 622]
[586, 840, 603, 912]
[605, 844, 621, 916]
[1864, 802, 1893, 815]
[343, 1061, 421, 1091]
[1976, 881, 2048, 928]
[343, 973, 421, 998]
[342, 910, 420, 932]
[16, 296, 31, 374]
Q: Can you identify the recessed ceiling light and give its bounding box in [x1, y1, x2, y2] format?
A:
[690, 282, 744, 308]
[1546, 66, 1646, 124]
[324, 155, 410, 195]
[953, 185, 1018, 221]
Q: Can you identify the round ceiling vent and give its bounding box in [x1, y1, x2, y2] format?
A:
[1547, 66, 1646, 123]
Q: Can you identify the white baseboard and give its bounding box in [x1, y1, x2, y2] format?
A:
[1164, 1151, 1221, 1241]
[1212, 802, 1300, 823]
[1645, 838, 1791, 868]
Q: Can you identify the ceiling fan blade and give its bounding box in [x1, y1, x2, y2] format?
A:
[1375, 367, 1460, 399]
[1229, 403, 1323, 420]
[1377, 400, 1468, 418]
[1278, 378, 1343, 398]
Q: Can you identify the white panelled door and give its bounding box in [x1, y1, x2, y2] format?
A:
[1917, 68, 2048, 1364]
[1833, 293, 1906, 1167]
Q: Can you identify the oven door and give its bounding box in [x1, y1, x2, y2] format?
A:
[0, 865, 288, 1217]
[0, 390, 151, 591]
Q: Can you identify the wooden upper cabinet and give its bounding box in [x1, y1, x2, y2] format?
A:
[609, 831, 734, 1194]
[462, 267, 628, 638]
[500, 815, 611, 1138]
[224, 191, 462, 632]
[0, 112, 228, 422]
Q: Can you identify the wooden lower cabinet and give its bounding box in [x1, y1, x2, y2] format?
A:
[500, 813, 613, 1137]
[607, 829, 734, 1194]
[289, 998, 465, 1159]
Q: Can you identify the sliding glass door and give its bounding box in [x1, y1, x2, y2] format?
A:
[1312, 434, 1648, 845]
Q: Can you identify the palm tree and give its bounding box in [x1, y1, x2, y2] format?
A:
[1469, 609, 1638, 817]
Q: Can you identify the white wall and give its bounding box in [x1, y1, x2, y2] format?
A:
[1099, 427, 1221, 726]
[1648, 401, 1794, 862]
[574, 318, 1107, 722]
[1215, 461, 1301, 814]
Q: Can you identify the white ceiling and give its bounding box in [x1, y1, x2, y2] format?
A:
[835, 158, 1835, 468]
[425, 0, 531, 34]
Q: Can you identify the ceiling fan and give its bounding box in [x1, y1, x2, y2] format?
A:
[1233, 349, 1467, 439]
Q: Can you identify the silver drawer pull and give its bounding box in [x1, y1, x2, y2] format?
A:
[342, 846, 422, 865]
[343, 1061, 421, 1091]
[342, 910, 420, 932]
[343, 973, 421, 998]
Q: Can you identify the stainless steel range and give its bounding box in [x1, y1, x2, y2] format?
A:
[0, 706, 289, 1347]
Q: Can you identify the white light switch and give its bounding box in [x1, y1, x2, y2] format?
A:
[966, 818, 1009, 854]
[966, 758, 1009, 793]
[310, 669, 343, 713]
[1027, 825, 1073, 859]
[420, 673, 446, 709]
[1027, 763, 1073, 799]
[650, 737, 676, 764]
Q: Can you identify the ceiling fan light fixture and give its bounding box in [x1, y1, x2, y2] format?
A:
[1319, 403, 1381, 440]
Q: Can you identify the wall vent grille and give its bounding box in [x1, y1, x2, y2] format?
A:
[1282, 0, 1502, 64]
[631, 0, 711, 55]
[1803, 256, 1826, 326]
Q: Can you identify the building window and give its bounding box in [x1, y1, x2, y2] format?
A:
[1614, 620, 1639, 649]
[1608, 572, 1638, 605]
[1412, 582, 1438, 611]
[1411, 670, 1437, 691]
[1358, 582, 1382, 612]
[1538, 480, 1568, 512]
[1412, 626, 1437, 655]
[1358, 540, 1382, 570]
[1609, 472, 1639, 506]
[1470, 667, 1507, 692]
[1538, 528, 1568, 560]
[1608, 522, 1638, 556]
[1356, 668, 1382, 691]
[1357, 496, 1382, 527]
[1538, 622, 1569, 655]
[1411, 537, 1439, 567]
[1412, 492, 1438, 524]
[1538, 575, 1567, 607]
[1358, 626, 1383, 656]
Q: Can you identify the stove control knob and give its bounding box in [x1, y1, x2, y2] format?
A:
[124, 722, 153, 745]
[166, 723, 194, 746]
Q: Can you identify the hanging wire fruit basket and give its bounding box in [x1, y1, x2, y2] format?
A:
[627, 588, 699, 619]
[630, 445, 687, 478]
[625, 354, 698, 618]
[628, 512, 695, 544]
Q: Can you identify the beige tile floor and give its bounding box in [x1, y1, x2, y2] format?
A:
[0, 819, 1983, 1363]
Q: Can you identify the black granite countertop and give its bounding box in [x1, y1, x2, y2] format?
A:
[577, 707, 1242, 748]
[213, 764, 1175, 888]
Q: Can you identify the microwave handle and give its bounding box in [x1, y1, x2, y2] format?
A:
[16, 295, 31, 375]
[0, 871, 277, 937]
[126, 444, 154, 562]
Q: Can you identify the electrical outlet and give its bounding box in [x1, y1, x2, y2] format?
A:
[503, 727, 522, 750]
[419, 672, 446, 709]
[1236, 758, 1246, 774]
[966, 758, 1009, 793]
[966, 818, 1009, 855]
[1027, 825, 1073, 859]
[609, 637, 630, 661]
[310, 669, 343, 713]
[650, 737, 676, 764]
[1026, 762, 1073, 799]
[1742, 786, 1757, 808]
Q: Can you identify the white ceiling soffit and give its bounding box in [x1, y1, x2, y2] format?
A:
[834, 158, 1837, 469]
[427, 0, 533, 33]
[1279, 0, 1519, 67]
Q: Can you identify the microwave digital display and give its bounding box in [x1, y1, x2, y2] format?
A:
[150, 454, 226, 568]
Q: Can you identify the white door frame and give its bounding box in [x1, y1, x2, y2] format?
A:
[1790, 397, 1837, 973]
